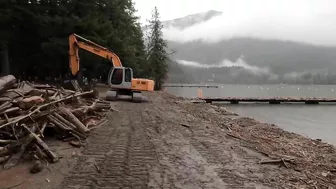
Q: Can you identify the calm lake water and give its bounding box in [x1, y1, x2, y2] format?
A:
[166, 84, 336, 146]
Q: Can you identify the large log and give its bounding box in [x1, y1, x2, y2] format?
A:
[47, 115, 87, 139]
[21, 124, 58, 163]
[0, 156, 9, 164]
[34, 137, 58, 163]
[0, 139, 15, 145]
[0, 75, 16, 95]
[0, 146, 9, 157]
[0, 97, 11, 102]
[3, 124, 38, 170]
[0, 101, 12, 112]
[53, 113, 77, 129]
[0, 107, 20, 115]
[59, 107, 89, 134]
[47, 115, 72, 131]
[17, 96, 45, 109]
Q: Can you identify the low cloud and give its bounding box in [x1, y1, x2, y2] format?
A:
[176, 58, 270, 75]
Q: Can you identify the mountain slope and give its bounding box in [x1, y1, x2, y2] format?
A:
[168, 38, 336, 75]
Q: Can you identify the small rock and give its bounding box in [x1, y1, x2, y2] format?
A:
[207, 108, 218, 114]
[72, 151, 77, 156]
[329, 157, 336, 163]
[30, 160, 43, 174]
[322, 172, 329, 177]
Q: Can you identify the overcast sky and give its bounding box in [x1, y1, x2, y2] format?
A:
[134, 0, 336, 23]
[134, 0, 224, 23]
[134, 0, 336, 46]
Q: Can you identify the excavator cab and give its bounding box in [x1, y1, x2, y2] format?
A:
[108, 67, 132, 87]
[106, 67, 143, 102]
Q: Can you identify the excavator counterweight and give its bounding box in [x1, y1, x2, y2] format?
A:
[68, 33, 154, 102]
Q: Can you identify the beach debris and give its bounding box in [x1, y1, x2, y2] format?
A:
[259, 158, 296, 168]
[0, 75, 112, 170]
[180, 123, 191, 128]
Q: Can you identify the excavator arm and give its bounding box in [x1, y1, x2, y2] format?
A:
[69, 33, 123, 76]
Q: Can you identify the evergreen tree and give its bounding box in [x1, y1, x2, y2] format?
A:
[146, 7, 169, 90]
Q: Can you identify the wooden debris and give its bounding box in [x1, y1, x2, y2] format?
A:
[0, 75, 16, 94]
[180, 123, 191, 128]
[0, 75, 112, 170]
[259, 158, 295, 168]
[59, 107, 89, 134]
[4, 124, 38, 170]
[69, 140, 81, 148]
[0, 156, 10, 164]
[226, 132, 248, 142]
[87, 118, 108, 131]
[94, 163, 101, 173]
[17, 96, 45, 109]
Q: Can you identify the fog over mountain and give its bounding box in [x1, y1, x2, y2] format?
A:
[161, 2, 336, 46]
[176, 58, 270, 75]
[161, 10, 222, 29]
[143, 10, 336, 84]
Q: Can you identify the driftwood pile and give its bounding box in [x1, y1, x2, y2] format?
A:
[0, 75, 112, 171]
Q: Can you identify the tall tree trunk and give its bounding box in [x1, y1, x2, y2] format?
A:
[0, 44, 10, 77]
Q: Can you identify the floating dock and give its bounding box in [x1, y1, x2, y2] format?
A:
[192, 97, 336, 104]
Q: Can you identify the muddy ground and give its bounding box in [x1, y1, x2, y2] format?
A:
[1, 91, 336, 189]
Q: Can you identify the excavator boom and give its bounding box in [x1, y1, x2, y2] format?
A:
[69, 33, 122, 76]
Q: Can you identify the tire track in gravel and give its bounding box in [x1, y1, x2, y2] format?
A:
[178, 117, 274, 189]
[141, 104, 229, 189]
[150, 95, 273, 189]
[58, 102, 156, 189]
[187, 136, 272, 189]
[58, 93, 274, 189]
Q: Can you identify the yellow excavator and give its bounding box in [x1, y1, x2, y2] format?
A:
[68, 33, 154, 102]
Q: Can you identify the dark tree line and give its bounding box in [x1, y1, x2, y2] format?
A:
[0, 1, 169, 90]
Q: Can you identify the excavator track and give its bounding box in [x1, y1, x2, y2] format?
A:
[105, 90, 143, 103]
[132, 92, 142, 103]
[105, 90, 118, 101]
